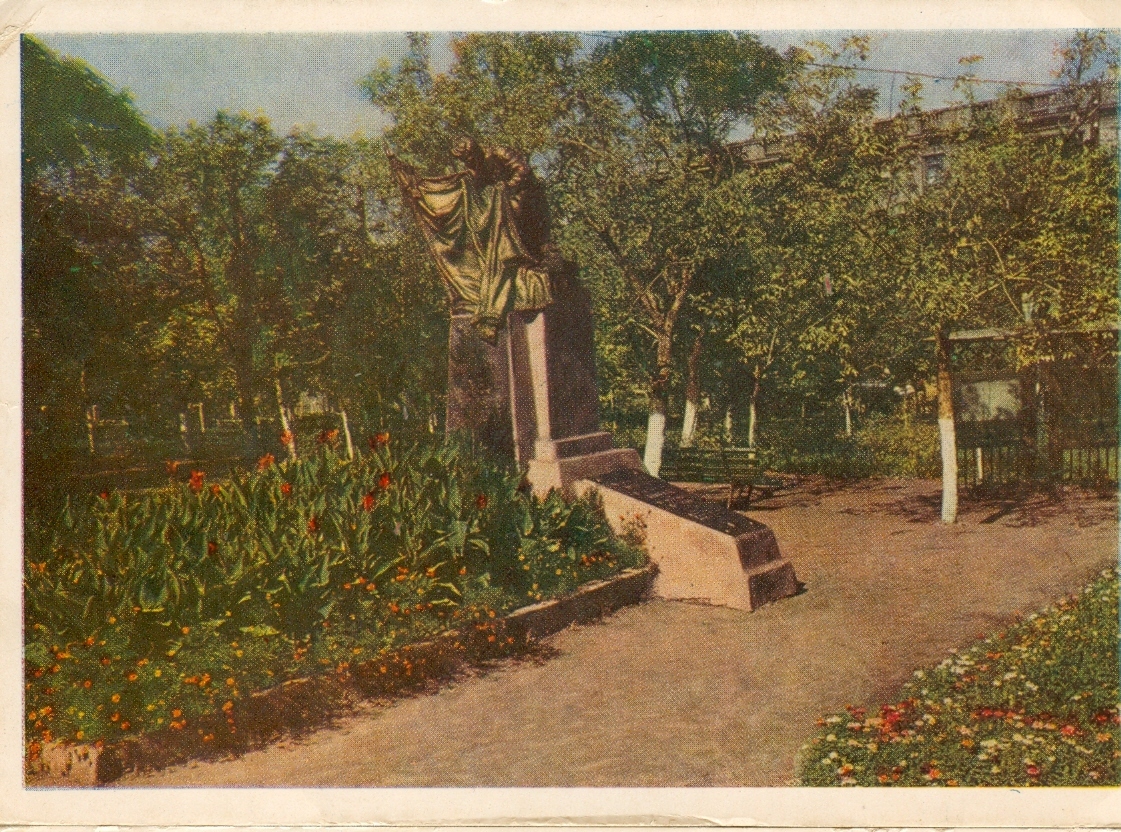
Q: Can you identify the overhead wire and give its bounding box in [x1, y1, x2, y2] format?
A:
[575, 31, 1064, 91]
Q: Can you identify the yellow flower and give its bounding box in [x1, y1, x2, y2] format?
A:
[111, 693, 120, 703]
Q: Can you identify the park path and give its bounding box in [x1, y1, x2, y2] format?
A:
[118, 479, 1118, 787]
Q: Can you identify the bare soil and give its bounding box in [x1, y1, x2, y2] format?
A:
[116, 478, 1118, 787]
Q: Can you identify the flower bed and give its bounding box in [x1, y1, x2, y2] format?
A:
[24, 436, 646, 759]
[797, 568, 1120, 786]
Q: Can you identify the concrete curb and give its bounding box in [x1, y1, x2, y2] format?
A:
[26, 563, 657, 787]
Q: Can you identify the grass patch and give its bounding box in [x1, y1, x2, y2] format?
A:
[24, 437, 645, 755]
[798, 567, 1120, 786]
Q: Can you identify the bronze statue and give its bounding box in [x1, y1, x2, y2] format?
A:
[388, 139, 555, 339]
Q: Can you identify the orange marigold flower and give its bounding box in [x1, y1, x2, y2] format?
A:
[378, 472, 391, 489]
[308, 516, 319, 533]
[82, 679, 92, 688]
[181, 626, 190, 635]
[120, 721, 130, 731]
[166, 460, 180, 475]
[281, 482, 293, 496]
[99, 490, 110, 501]
[279, 430, 294, 446]
[210, 484, 221, 496]
[171, 708, 182, 718]
[257, 453, 275, 471]
[127, 672, 138, 682]
[189, 470, 205, 492]
[208, 541, 218, 555]
[111, 693, 120, 703]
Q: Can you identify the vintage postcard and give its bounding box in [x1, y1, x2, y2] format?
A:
[4, 0, 1121, 827]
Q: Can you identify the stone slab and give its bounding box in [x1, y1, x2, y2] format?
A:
[574, 467, 799, 611]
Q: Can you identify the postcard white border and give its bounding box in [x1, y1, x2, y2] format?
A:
[2, 0, 1120, 827]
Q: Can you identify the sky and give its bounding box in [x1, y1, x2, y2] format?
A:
[34, 30, 1103, 139]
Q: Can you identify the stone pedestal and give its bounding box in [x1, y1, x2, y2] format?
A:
[573, 467, 799, 611]
[446, 315, 515, 458]
[444, 260, 799, 613]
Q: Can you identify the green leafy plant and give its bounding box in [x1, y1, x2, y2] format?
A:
[24, 437, 645, 751]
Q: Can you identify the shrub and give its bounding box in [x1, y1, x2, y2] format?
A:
[23, 437, 645, 748]
[797, 568, 1120, 786]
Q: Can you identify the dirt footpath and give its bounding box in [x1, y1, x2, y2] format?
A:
[118, 479, 1118, 787]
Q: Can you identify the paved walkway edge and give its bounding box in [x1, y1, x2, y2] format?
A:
[27, 563, 658, 787]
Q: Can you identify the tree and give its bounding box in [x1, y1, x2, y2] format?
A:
[22, 35, 156, 490]
[553, 32, 787, 473]
[896, 31, 1118, 522]
[702, 39, 912, 450]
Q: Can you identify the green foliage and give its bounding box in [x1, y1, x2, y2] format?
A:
[21, 35, 155, 176]
[798, 568, 1120, 786]
[24, 438, 644, 746]
[593, 32, 787, 148]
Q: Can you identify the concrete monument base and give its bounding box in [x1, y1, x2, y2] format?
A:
[578, 468, 797, 612]
[529, 449, 799, 612]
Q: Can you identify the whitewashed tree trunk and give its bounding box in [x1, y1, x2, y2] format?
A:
[275, 378, 298, 462]
[339, 408, 355, 460]
[680, 400, 698, 448]
[680, 332, 703, 448]
[723, 406, 733, 444]
[843, 389, 853, 438]
[937, 327, 957, 524]
[643, 410, 667, 477]
[747, 399, 757, 448]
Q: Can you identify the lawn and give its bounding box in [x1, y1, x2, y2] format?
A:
[798, 566, 1120, 786]
[23, 436, 645, 756]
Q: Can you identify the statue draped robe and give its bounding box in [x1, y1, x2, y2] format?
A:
[391, 155, 553, 339]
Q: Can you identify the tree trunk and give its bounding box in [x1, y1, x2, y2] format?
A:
[339, 407, 355, 460]
[747, 366, 762, 448]
[936, 326, 958, 524]
[643, 330, 673, 477]
[680, 333, 704, 448]
[275, 377, 298, 462]
[843, 388, 853, 438]
[724, 405, 733, 444]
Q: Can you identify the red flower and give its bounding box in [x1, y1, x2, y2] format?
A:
[210, 484, 221, 496]
[369, 432, 390, 449]
[207, 541, 217, 555]
[307, 516, 319, 533]
[475, 493, 488, 510]
[378, 472, 391, 490]
[362, 492, 375, 512]
[1061, 724, 1079, 737]
[99, 490, 110, 501]
[257, 453, 275, 471]
[317, 429, 339, 445]
[166, 460, 180, 476]
[279, 430, 294, 447]
[189, 471, 205, 492]
[1026, 764, 1041, 777]
[281, 483, 292, 497]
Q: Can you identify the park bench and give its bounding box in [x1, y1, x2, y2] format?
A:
[659, 446, 790, 509]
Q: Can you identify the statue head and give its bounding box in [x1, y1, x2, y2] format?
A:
[451, 137, 485, 176]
